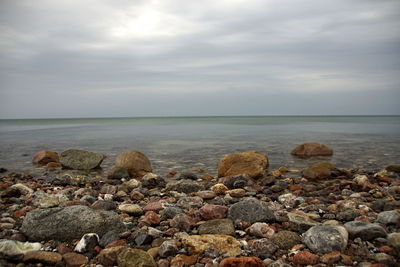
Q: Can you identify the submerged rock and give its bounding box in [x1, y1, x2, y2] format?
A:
[218, 151, 269, 179]
[20, 205, 126, 242]
[291, 142, 333, 157]
[32, 150, 59, 165]
[60, 149, 105, 170]
[115, 150, 152, 177]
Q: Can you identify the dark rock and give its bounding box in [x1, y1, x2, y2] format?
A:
[376, 211, 400, 225]
[344, 221, 387, 241]
[20, 205, 126, 242]
[107, 166, 130, 179]
[228, 198, 275, 224]
[177, 171, 198, 180]
[336, 210, 361, 221]
[303, 225, 348, 254]
[60, 149, 105, 170]
[370, 253, 397, 267]
[142, 173, 166, 189]
[99, 230, 120, 248]
[166, 180, 204, 193]
[0, 167, 7, 173]
[75, 233, 99, 253]
[250, 238, 278, 258]
[386, 165, 400, 173]
[170, 214, 195, 232]
[384, 200, 400, 211]
[160, 206, 184, 220]
[371, 200, 386, 211]
[198, 219, 235, 236]
[271, 230, 302, 250]
[222, 174, 249, 189]
[91, 200, 117, 211]
[135, 233, 153, 246]
[287, 212, 319, 233]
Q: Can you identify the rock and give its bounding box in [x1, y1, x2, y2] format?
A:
[117, 248, 156, 267]
[170, 254, 198, 266]
[115, 151, 152, 177]
[199, 204, 228, 220]
[63, 252, 89, 267]
[376, 210, 400, 225]
[99, 230, 120, 248]
[371, 253, 397, 267]
[218, 151, 269, 179]
[287, 212, 319, 233]
[221, 174, 250, 189]
[268, 259, 291, 267]
[142, 173, 166, 189]
[344, 221, 387, 241]
[247, 223, 275, 238]
[108, 166, 130, 179]
[386, 165, 400, 173]
[91, 200, 117, 211]
[290, 251, 319, 265]
[60, 149, 105, 170]
[23, 251, 62, 265]
[228, 198, 275, 224]
[250, 238, 278, 257]
[336, 209, 361, 221]
[166, 180, 204, 193]
[32, 191, 69, 208]
[210, 183, 229, 194]
[291, 142, 333, 157]
[320, 251, 341, 265]
[158, 240, 178, 258]
[177, 196, 203, 209]
[198, 219, 235, 236]
[354, 174, 370, 187]
[226, 188, 246, 198]
[32, 150, 59, 165]
[20, 205, 126, 242]
[219, 257, 265, 267]
[278, 193, 303, 208]
[303, 165, 331, 179]
[180, 234, 241, 257]
[177, 171, 198, 180]
[74, 233, 99, 253]
[170, 214, 195, 232]
[118, 203, 143, 215]
[10, 183, 33, 196]
[271, 231, 302, 250]
[0, 239, 42, 257]
[143, 201, 164, 212]
[94, 246, 126, 266]
[303, 225, 348, 254]
[384, 200, 400, 211]
[387, 233, 400, 250]
[196, 190, 216, 199]
[161, 206, 184, 219]
[135, 233, 153, 246]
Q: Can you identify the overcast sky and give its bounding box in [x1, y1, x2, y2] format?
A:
[0, 0, 399, 118]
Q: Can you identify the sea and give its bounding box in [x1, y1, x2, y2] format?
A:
[0, 116, 399, 176]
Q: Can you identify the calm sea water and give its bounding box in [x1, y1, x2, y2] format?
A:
[0, 116, 399, 175]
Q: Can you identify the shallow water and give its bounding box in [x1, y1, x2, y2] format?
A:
[0, 116, 399, 175]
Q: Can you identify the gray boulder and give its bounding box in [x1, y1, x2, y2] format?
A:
[228, 198, 275, 223]
[303, 225, 348, 254]
[344, 221, 387, 241]
[60, 149, 105, 170]
[20, 205, 126, 242]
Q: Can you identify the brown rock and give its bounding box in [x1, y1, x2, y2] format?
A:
[217, 151, 268, 179]
[63, 252, 89, 267]
[303, 166, 331, 180]
[219, 257, 265, 267]
[143, 201, 164, 212]
[46, 162, 61, 168]
[290, 251, 319, 265]
[141, 211, 161, 225]
[23, 251, 62, 264]
[199, 204, 228, 220]
[171, 254, 198, 267]
[32, 150, 59, 165]
[181, 234, 241, 257]
[94, 246, 126, 266]
[56, 244, 73, 254]
[115, 150, 152, 177]
[320, 251, 341, 264]
[291, 142, 333, 157]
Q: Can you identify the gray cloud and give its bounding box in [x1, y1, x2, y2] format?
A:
[0, 0, 399, 118]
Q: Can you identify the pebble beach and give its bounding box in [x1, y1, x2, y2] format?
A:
[0, 143, 399, 267]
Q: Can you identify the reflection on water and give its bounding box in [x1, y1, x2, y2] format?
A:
[0, 116, 399, 175]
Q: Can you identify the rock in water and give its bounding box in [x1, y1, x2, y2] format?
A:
[115, 151, 152, 177]
[218, 151, 269, 179]
[303, 225, 348, 254]
[60, 149, 105, 170]
[344, 221, 387, 240]
[303, 165, 331, 180]
[228, 198, 275, 224]
[291, 142, 333, 157]
[117, 248, 156, 267]
[32, 150, 59, 165]
[20, 205, 126, 242]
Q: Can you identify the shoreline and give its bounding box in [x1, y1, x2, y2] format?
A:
[0, 148, 399, 266]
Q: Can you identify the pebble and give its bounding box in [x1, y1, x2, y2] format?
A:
[63, 252, 89, 267]
[344, 221, 387, 240]
[118, 203, 143, 215]
[158, 240, 178, 258]
[290, 250, 319, 265]
[23, 251, 62, 265]
[376, 210, 400, 225]
[199, 204, 228, 220]
[303, 225, 348, 254]
[198, 218, 235, 235]
[228, 198, 275, 224]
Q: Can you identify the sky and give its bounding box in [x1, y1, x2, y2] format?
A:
[0, 0, 399, 118]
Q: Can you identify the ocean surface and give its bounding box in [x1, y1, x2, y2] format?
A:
[0, 116, 399, 176]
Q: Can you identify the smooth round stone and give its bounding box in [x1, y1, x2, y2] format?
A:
[376, 210, 400, 225]
[118, 204, 143, 215]
[303, 225, 348, 254]
[344, 221, 387, 241]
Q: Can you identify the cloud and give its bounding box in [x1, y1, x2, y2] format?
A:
[0, 0, 399, 118]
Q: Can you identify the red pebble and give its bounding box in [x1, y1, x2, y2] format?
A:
[290, 251, 319, 265]
[219, 257, 265, 267]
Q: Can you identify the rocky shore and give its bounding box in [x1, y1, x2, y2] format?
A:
[0, 143, 399, 267]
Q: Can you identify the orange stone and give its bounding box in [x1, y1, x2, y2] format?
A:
[290, 251, 319, 265]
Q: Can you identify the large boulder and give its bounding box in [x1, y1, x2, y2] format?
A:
[218, 151, 268, 179]
[32, 150, 59, 165]
[291, 142, 333, 157]
[115, 151, 152, 177]
[20, 205, 126, 242]
[60, 149, 105, 170]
